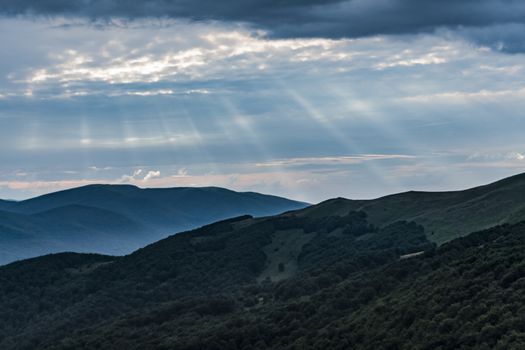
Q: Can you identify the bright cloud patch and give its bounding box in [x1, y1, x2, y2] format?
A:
[0, 18, 472, 99]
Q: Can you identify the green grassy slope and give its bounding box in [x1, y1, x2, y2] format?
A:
[300, 172, 525, 244]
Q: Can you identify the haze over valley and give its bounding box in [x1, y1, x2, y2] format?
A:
[0, 185, 307, 264]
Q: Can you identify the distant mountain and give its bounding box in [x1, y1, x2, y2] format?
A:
[0, 199, 17, 212]
[0, 185, 308, 265]
[300, 172, 525, 244]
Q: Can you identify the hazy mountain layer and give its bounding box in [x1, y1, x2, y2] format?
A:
[0, 185, 308, 265]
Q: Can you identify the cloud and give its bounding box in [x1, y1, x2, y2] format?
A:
[118, 168, 161, 183]
[118, 169, 143, 183]
[1, 12, 525, 203]
[1, 0, 524, 51]
[125, 89, 211, 96]
[467, 152, 525, 161]
[89, 166, 112, 171]
[174, 168, 189, 177]
[255, 154, 415, 168]
[143, 170, 161, 181]
[0, 179, 101, 192]
[6, 20, 465, 101]
[401, 88, 525, 105]
[456, 23, 525, 54]
[19, 28, 353, 89]
[508, 152, 525, 161]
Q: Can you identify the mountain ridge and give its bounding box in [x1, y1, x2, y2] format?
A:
[0, 185, 309, 265]
[298, 172, 525, 244]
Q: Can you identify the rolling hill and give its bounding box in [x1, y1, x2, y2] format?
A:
[0, 207, 434, 349]
[300, 172, 525, 244]
[0, 185, 308, 265]
[1, 190, 525, 349]
[3, 173, 525, 266]
[2, 173, 525, 348]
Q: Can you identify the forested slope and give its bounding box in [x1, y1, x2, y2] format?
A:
[3, 204, 525, 349]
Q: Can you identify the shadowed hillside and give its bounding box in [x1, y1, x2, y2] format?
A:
[2, 195, 525, 348]
[0, 208, 433, 349]
[0, 185, 308, 265]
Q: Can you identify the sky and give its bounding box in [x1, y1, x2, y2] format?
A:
[0, 0, 524, 203]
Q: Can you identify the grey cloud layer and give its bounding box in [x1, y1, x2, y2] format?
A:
[1, 13, 525, 201]
[1, 18, 525, 201]
[1, 0, 524, 51]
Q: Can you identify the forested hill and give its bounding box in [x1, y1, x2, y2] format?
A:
[3, 200, 525, 349]
[0, 185, 308, 265]
[299, 172, 525, 244]
[3, 174, 525, 348]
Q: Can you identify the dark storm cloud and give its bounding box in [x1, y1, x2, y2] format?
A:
[457, 23, 525, 53]
[1, 0, 524, 48]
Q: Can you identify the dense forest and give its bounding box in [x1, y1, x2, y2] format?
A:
[2, 208, 525, 349]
